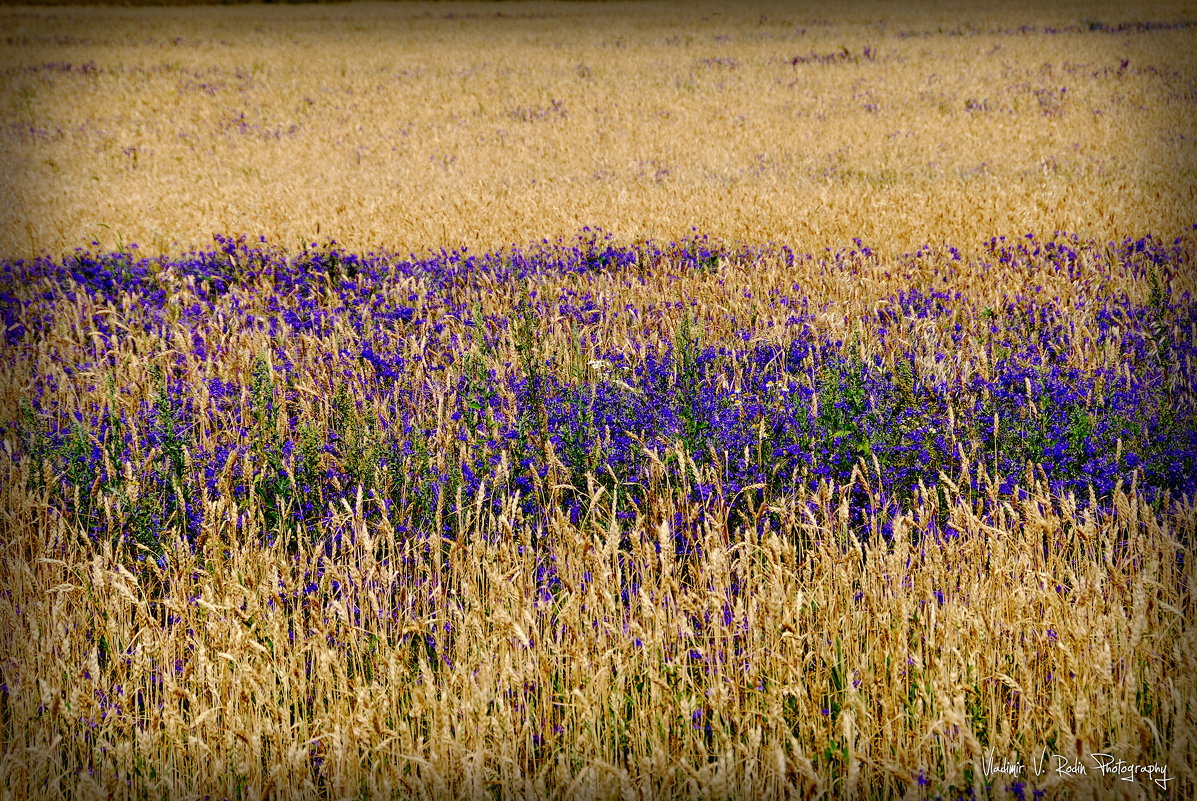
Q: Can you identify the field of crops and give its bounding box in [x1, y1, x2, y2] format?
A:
[1, 2, 1195, 800]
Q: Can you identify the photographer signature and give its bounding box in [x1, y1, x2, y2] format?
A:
[977, 748, 1173, 789]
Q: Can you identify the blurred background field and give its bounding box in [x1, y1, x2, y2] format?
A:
[1, 0, 1195, 258]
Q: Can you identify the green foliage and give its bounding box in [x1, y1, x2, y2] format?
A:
[513, 283, 547, 460]
[1147, 267, 1168, 315]
[154, 372, 186, 486]
[331, 383, 377, 494]
[1066, 405, 1092, 465]
[249, 356, 292, 541]
[461, 350, 496, 433]
[62, 419, 98, 534]
[675, 309, 711, 460]
[296, 421, 324, 531]
[816, 358, 873, 474]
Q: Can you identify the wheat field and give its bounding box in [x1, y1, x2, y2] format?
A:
[1, 2, 1195, 800]
[2, 0, 1195, 257]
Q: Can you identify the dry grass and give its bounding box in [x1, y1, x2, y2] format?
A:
[3, 237, 1196, 799]
[1, 0, 1195, 258]
[2, 2, 1196, 800]
[4, 471, 1194, 800]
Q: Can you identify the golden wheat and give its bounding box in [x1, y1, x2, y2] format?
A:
[1, 2, 1195, 800]
[1, 0, 1194, 258]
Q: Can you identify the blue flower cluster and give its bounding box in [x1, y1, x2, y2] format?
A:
[3, 229, 1193, 561]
